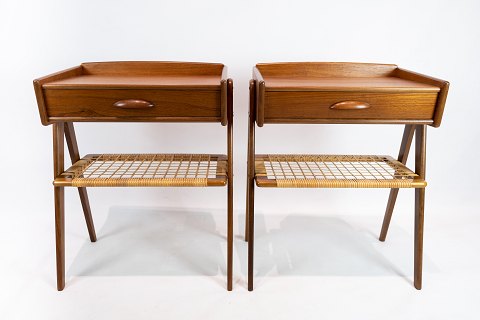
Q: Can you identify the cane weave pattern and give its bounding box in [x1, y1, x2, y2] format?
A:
[56, 154, 227, 187]
[255, 155, 425, 188]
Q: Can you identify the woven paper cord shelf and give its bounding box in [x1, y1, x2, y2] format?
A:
[54, 154, 228, 187]
[255, 155, 425, 188]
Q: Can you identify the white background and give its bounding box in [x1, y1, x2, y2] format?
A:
[1, 0, 480, 319]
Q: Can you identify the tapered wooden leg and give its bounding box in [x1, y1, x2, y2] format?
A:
[64, 122, 97, 242]
[55, 186, 65, 291]
[414, 188, 425, 289]
[244, 133, 252, 243]
[227, 179, 233, 291]
[226, 79, 234, 291]
[379, 125, 415, 241]
[245, 154, 250, 242]
[247, 80, 256, 291]
[76, 188, 96, 242]
[379, 188, 400, 241]
[247, 175, 255, 291]
[245, 80, 256, 243]
[53, 123, 65, 290]
[414, 124, 426, 289]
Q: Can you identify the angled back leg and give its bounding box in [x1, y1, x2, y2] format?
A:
[246, 80, 256, 291]
[245, 80, 256, 243]
[226, 79, 234, 291]
[64, 122, 97, 242]
[53, 123, 65, 290]
[379, 125, 415, 241]
[414, 125, 426, 289]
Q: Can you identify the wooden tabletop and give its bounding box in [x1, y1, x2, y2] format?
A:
[261, 76, 440, 92]
[43, 75, 223, 90]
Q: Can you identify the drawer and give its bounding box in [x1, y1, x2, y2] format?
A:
[44, 89, 222, 122]
[263, 91, 438, 123]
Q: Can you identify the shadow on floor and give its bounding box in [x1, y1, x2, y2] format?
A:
[68, 207, 436, 282]
[240, 213, 409, 279]
[68, 206, 226, 277]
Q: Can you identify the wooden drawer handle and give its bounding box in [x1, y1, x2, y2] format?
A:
[113, 99, 154, 109]
[330, 101, 371, 110]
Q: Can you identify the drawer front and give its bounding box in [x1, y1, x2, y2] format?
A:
[263, 91, 438, 123]
[44, 89, 221, 121]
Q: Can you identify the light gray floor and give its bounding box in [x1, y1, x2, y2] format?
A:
[2, 203, 479, 319]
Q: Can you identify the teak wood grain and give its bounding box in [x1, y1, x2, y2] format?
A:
[53, 123, 65, 291]
[264, 91, 438, 122]
[44, 89, 222, 121]
[414, 125, 427, 290]
[35, 61, 234, 292]
[255, 62, 398, 78]
[64, 122, 97, 243]
[393, 68, 449, 127]
[379, 125, 416, 242]
[34, 61, 227, 125]
[226, 79, 234, 291]
[252, 62, 449, 127]
[246, 80, 256, 291]
[260, 77, 439, 92]
[246, 62, 449, 292]
[44, 75, 223, 89]
[82, 61, 224, 76]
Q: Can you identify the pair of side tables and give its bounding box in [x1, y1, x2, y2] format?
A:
[34, 61, 449, 291]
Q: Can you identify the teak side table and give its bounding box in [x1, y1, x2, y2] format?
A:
[245, 62, 449, 291]
[34, 61, 234, 291]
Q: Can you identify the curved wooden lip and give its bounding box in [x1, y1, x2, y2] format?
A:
[330, 101, 371, 110]
[113, 99, 154, 109]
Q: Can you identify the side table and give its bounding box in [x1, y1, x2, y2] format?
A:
[34, 61, 234, 290]
[245, 62, 449, 291]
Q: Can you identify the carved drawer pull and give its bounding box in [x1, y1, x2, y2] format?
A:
[113, 99, 154, 109]
[330, 101, 371, 110]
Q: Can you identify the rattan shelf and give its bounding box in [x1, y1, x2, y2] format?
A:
[54, 154, 228, 187]
[255, 154, 425, 188]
